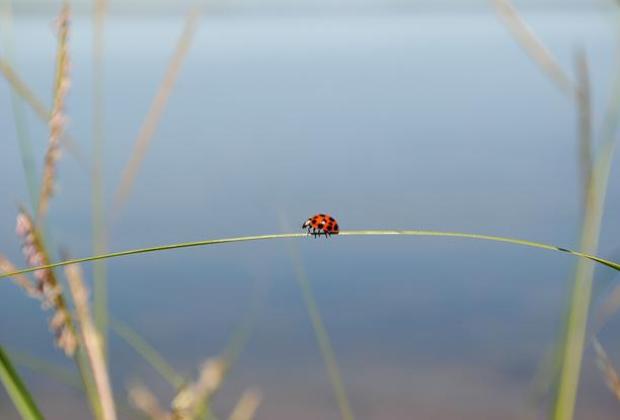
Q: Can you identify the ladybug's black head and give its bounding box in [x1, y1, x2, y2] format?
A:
[302, 219, 311, 229]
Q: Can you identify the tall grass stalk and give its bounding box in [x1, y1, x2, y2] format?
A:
[0, 0, 38, 208]
[112, 9, 200, 215]
[65, 262, 117, 420]
[491, 0, 573, 95]
[552, 52, 599, 419]
[286, 239, 355, 420]
[0, 58, 49, 120]
[76, 348, 104, 420]
[1, 230, 617, 281]
[492, 2, 619, 416]
[0, 57, 85, 165]
[92, 0, 108, 358]
[592, 338, 620, 400]
[554, 128, 618, 419]
[0, 346, 44, 420]
[111, 319, 185, 389]
[37, 2, 70, 220]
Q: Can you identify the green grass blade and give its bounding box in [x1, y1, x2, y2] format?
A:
[552, 47, 618, 420]
[110, 319, 185, 389]
[7, 349, 82, 391]
[553, 116, 618, 420]
[92, 0, 108, 361]
[286, 241, 354, 420]
[0, 346, 44, 420]
[0, 0, 39, 209]
[0, 230, 617, 281]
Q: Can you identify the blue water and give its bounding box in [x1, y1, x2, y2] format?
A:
[1, 11, 619, 419]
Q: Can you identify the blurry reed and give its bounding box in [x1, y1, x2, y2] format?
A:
[112, 9, 201, 215]
[491, 0, 573, 95]
[15, 210, 77, 357]
[128, 385, 170, 420]
[130, 358, 229, 420]
[38, 3, 70, 220]
[0, 57, 84, 165]
[0, 254, 39, 299]
[65, 261, 117, 420]
[592, 338, 620, 401]
[229, 390, 262, 420]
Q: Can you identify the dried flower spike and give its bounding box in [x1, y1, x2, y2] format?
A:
[38, 3, 71, 219]
[15, 209, 77, 356]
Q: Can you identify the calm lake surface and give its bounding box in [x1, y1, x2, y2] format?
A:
[1, 10, 620, 419]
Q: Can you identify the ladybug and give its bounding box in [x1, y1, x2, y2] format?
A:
[302, 213, 339, 238]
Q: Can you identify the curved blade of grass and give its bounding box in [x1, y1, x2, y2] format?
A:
[279, 214, 353, 420]
[0, 230, 618, 280]
[0, 346, 44, 420]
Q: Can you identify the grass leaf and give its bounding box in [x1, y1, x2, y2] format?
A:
[0, 346, 44, 420]
[0, 230, 618, 281]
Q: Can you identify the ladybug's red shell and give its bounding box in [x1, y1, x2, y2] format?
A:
[302, 214, 339, 237]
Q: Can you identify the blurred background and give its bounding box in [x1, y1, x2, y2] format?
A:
[1, 0, 619, 418]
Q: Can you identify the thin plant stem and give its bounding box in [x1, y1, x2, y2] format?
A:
[76, 347, 103, 420]
[1, 230, 617, 280]
[37, 2, 70, 220]
[553, 136, 617, 420]
[65, 262, 117, 420]
[0, 57, 86, 166]
[553, 43, 618, 420]
[92, 0, 108, 359]
[0, 0, 38, 208]
[575, 49, 593, 205]
[592, 337, 620, 400]
[491, 0, 573, 95]
[112, 9, 201, 216]
[286, 241, 355, 420]
[110, 318, 185, 389]
[7, 349, 82, 391]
